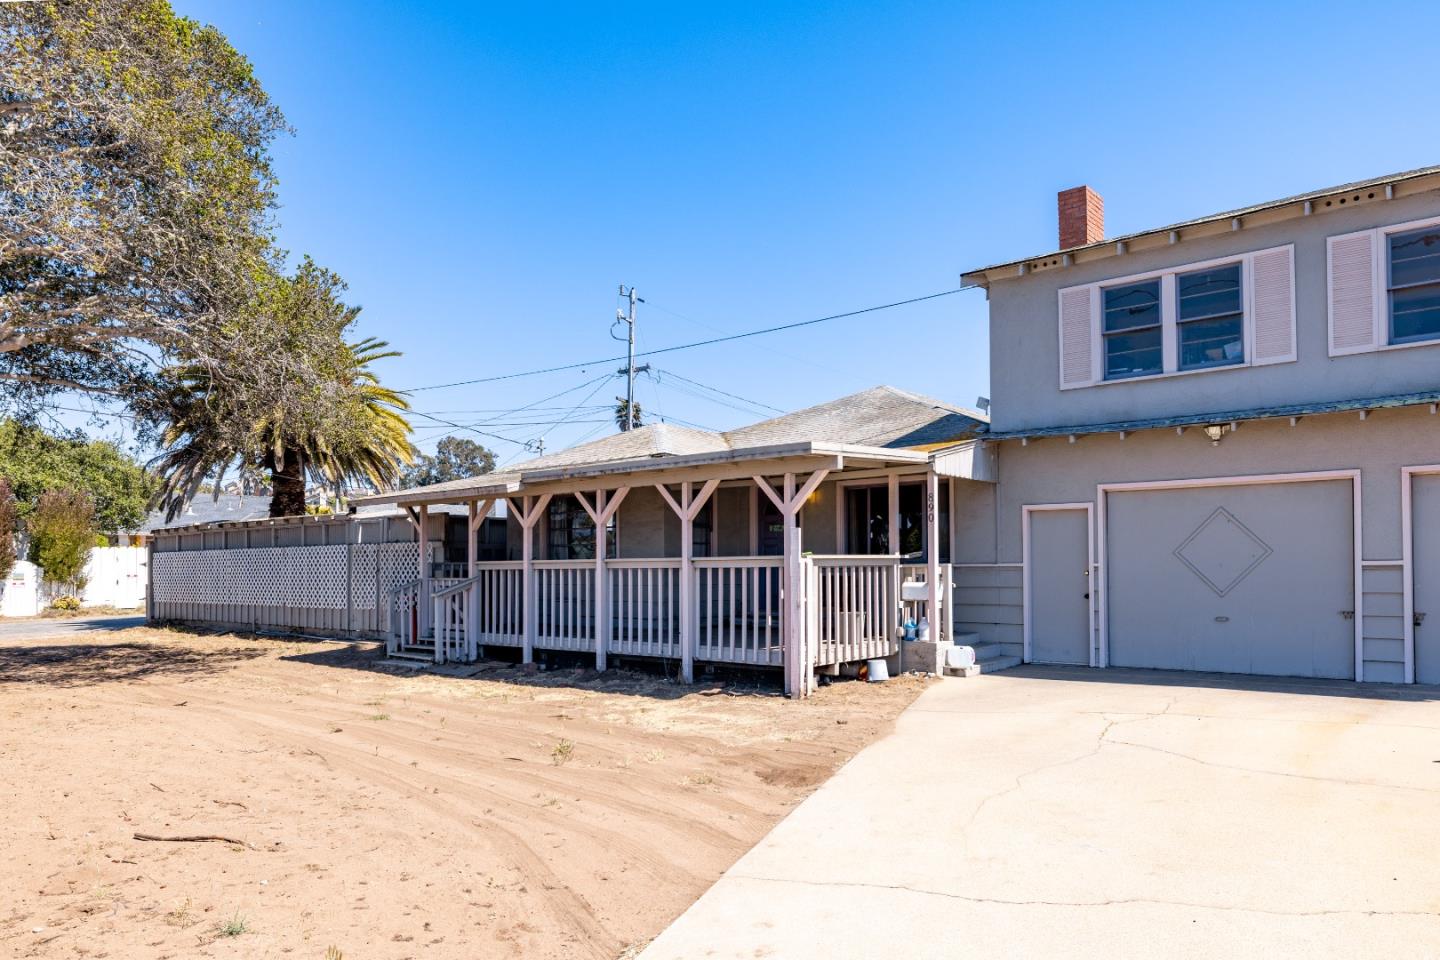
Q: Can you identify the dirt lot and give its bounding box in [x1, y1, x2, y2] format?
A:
[0, 626, 929, 959]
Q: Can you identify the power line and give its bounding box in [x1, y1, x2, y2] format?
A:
[402, 287, 964, 393]
[650, 367, 784, 414]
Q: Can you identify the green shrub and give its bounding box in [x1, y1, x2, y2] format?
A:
[51, 595, 81, 611]
[27, 488, 96, 590]
[0, 478, 15, 581]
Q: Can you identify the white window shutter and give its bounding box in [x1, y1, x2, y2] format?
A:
[1249, 245, 1296, 365]
[1328, 229, 1380, 355]
[1058, 284, 1097, 389]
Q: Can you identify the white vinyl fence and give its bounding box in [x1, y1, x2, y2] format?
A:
[150, 541, 422, 637]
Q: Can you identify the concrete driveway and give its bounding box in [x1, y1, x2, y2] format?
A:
[640, 666, 1440, 959]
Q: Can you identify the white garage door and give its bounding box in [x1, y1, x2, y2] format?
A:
[1106, 479, 1355, 679]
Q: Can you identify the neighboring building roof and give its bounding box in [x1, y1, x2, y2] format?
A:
[961, 165, 1440, 288]
[141, 496, 474, 536]
[983, 389, 1440, 442]
[358, 385, 988, 505]
[138, 494, 272, 534]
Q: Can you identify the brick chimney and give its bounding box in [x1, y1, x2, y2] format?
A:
[1058, 185, 1104, 249]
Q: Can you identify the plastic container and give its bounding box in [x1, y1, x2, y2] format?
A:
[947, 645, 976, 669]
[916, 617, 931, 642]
[866, 658, 890, 682]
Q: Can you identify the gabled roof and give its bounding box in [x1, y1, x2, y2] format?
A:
[724, 386, 986, 449]
[961, 165, 1440, 288]
[356, 385, 988, 505]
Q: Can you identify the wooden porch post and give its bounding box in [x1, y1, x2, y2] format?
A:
[656, 479, 719, 684]
[784, 473, 800, 697]
[508, 494, 551, 665]
[467, 499, 494, 659]
[926, 469, 941, 641]
[594, 490, 608, 671]
[681, 481, 694, 683]
[754, 469, 829, 699]
[418, 502, 431, 639]
[577, 487, 628, 672]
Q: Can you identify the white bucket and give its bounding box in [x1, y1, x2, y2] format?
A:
[866, 658, 890, 682]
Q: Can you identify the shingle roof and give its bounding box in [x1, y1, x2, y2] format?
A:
[138, 494, 272, 533]
[363, 385, 987, 503]
[724, 386, 986, 449]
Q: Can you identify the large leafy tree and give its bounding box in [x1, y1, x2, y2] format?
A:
[0, 0, 285, 409]
[0, 419, 156, 532]
[402, 436, 497, 489]
[151, 259, 415, 518]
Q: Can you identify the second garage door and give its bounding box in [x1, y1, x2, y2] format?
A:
[1106, 479, 1355, 679]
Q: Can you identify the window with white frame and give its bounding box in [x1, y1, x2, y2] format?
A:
[1102, 279, 1162, 380]
[1328, 219, 1440, 356]
[1387, 226, 1440, 345]
[1176, 262, 1244, 370]
[1059, 244, 1294, 389]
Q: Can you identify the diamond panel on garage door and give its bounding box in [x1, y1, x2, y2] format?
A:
[1173, 507, 1273, 597]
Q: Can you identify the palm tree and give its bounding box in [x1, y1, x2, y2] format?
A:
[153, 335, 414, 519]
[615, 397, 643, 432]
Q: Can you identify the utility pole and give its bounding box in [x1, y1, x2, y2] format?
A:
[614, 285, 649, 431]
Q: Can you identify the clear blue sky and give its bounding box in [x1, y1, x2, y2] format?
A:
[158, 0, 1440, 465]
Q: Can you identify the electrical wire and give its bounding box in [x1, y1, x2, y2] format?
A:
[402, 287, 964, 393]
[650, 367, 784, 414]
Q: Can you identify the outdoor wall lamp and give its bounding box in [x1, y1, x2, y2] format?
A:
[1203, 423, 1227, 446]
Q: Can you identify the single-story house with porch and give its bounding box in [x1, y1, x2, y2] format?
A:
[354, 386, 998, 697]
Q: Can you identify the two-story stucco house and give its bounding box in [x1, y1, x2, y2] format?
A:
[960, 166, 1440, 685]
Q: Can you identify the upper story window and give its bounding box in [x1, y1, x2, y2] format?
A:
[1102, 280, 1162, 380]
[1059, 244, 1294, 390]
[1387, 226, 1440, 345]
[1329, 218, 1440, 356]
[1176, 263, 1244, 370]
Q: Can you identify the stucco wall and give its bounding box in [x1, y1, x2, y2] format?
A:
[987, 190, 1440, 433]
[964, 404, 1440, 682]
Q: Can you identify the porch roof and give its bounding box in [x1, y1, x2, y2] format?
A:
[358, 385, 988, 506]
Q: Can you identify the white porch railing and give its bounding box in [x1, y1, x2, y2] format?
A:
[807, 556, 900, 667]
[694, 557, 785, 666]
[535, 560, 597, 651]
[432, 576, 479, 663]
[385, 579, 421, 655]
[389, 555, 915, 687]
[387, 576, 470, 657]
[473, 561, 524, 648]
[608, 559, 682, 660]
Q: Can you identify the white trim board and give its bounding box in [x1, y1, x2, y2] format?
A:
[1400, 464, 1440, 685]
[1022, 502, 1097, 667]
[1095, 469, 1364, 680]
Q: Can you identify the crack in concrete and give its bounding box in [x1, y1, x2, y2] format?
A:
[724, 874, 1440, 919]
[1100, 737, 1440, 794]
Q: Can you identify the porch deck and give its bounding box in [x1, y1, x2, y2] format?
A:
[390, 556, 951, 676]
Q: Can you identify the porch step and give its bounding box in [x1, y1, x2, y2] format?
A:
[388, 645, 435, 664]
[945, 639, 1022, 678]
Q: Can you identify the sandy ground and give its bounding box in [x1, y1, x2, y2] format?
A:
[0, 625, 928, 959]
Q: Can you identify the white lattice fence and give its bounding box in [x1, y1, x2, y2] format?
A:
[150, 541, 426, 638]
